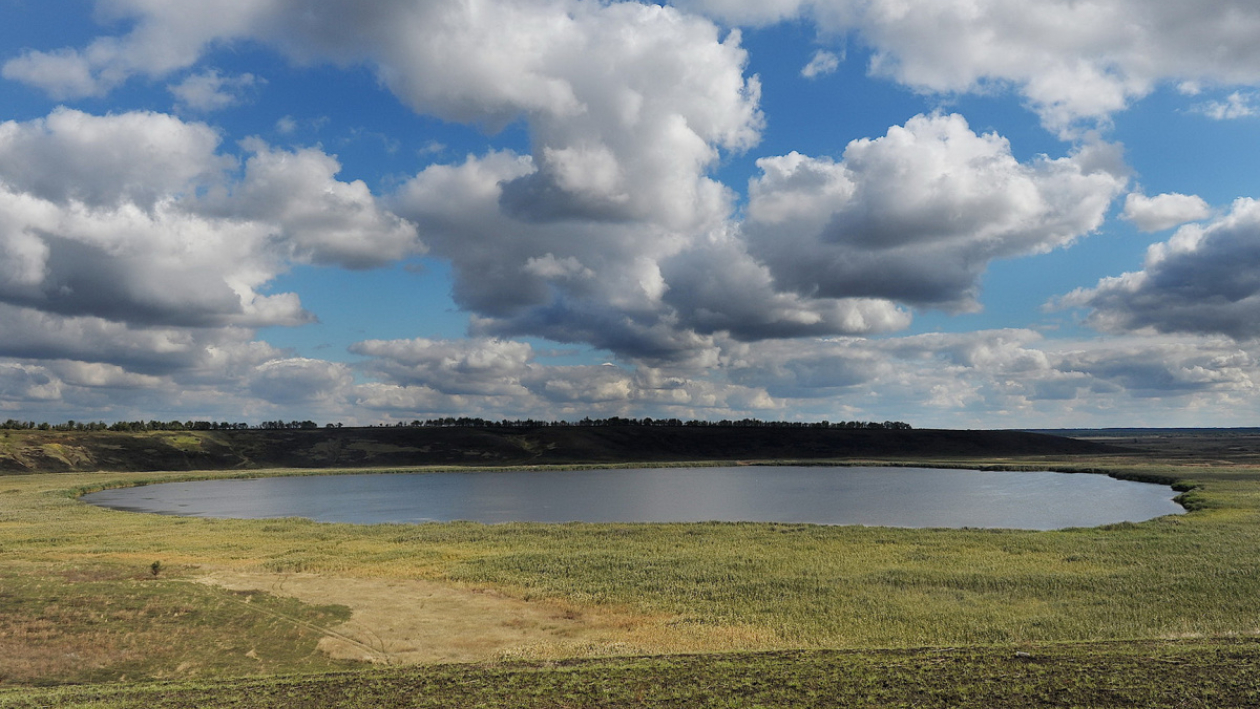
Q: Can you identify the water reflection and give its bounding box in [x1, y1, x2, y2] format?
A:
[82, 466, 1185, 530]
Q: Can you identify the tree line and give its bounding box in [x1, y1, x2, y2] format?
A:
[1, 419, 282, 432]
[1, 417, 911, 432]
[391, 417, 912, 430]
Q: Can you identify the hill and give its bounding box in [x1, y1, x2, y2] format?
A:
[0, 425, 1122, 473]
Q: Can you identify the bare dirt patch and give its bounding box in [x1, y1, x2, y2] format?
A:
[197, 572, 636, 665]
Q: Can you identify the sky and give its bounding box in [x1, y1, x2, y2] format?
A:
[3, 1, 1260, 428]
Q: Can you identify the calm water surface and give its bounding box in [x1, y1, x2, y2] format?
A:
[82, 466, 1184, 530]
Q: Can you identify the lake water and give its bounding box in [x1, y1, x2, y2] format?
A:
[82, 466, 1185, 530]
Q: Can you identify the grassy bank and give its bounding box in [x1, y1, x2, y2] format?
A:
[0, 425, 1118, 473]
[2, 456, 1259, 704]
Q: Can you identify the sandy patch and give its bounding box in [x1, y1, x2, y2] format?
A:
[198, 571, 633, 665]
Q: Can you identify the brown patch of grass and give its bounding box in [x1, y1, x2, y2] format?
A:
[198, 571, 663, 665]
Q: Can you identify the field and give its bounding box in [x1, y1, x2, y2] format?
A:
[2, 430, 1260, 706]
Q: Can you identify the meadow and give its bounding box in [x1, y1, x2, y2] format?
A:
[2, 442, 1260, 706]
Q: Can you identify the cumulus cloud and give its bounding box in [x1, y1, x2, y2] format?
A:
[1, 1, 1134, 369]
[2, 0, 275, 98]
[391, 151, 716, 362]
[1122, 192, 1211, 232]
[209, 139, 421, 269]
[249, 358, 354, 405]
[724, 339, 889, 399]
[730, 329, 1260, 423]
[1060, 198, 1260, 340]
[3, 0, 761, 228]
[0, 363, 62, 403]
[0, 108, 419, 379]
[678, 0, 1260, 133]
[341, 328, 1260, 426]
[351, 338, 533, 396]
[13, 0, 1260, 138]
[801, 49, 840, 78]
[169, 69, 261, 112]
[0, 303, 281, 376]
[1192, 91, 1258, 120]
[660, 233, 911, 340]
[0, 107, 229, 209]
[1054, 338, 1256, 397]
[349, 335, 775, 418]
[45, 0, 764, 367]
[12, 0, 1253, 427]
[394, 113, 1123, 361]
[743, 113, 1127, 311]
[393, 154, 870, 365]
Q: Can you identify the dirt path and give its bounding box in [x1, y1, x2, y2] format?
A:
[198, 572, 634, 664]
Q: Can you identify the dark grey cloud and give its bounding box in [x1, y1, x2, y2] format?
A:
[0, 304, 279, 376]
[660, 237, 910, 341]
[1055, 340, 1255, 397]
[0, 235, 246, 328]
[1062, 199, 1260, 340]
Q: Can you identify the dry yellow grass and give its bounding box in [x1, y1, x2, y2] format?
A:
[198, 571, 626, 663]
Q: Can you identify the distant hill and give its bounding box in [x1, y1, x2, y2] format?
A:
[0, 426, 1123, 474]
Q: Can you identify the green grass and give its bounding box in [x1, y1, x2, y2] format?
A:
[3, 640, 1258, 708]
[0, 560, 354, 685]
[2, 457, 1260, 705]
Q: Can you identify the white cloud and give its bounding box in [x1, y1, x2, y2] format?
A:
[1192, 91, 1258, 120]
[9, 0, 1258, 427]
[678, 0, 1260, 133]
[212, 139, 422, 269]
[2, 0, 277, 98]
[3, 1, 762, 230]
[169, 69, 260, 112]
[349, 335, 772, 417]
[801, 49, 840, 78]
[1, 47, 105, 99]
[13, 0, 1260, 137]
[0, 1, 1131, 371]
[0, 107, 229, 209]
[249, 358, 354, 405]
[0, 108, 419, 378]
[1122, 192, 1211, 232]
[339, 327, 1260, 427]
[351, 338, 534, 396]
[393, 114, 1122, 362]
[743, 113, 1127, 311]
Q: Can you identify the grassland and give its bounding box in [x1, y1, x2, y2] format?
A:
[2, 438, 1260, 706]
[5, 640, 1259, 708]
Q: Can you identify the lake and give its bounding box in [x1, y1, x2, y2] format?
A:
[82, 466, 1185, 530]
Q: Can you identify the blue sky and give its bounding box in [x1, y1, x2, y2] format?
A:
[3, 0, 1260, 427]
